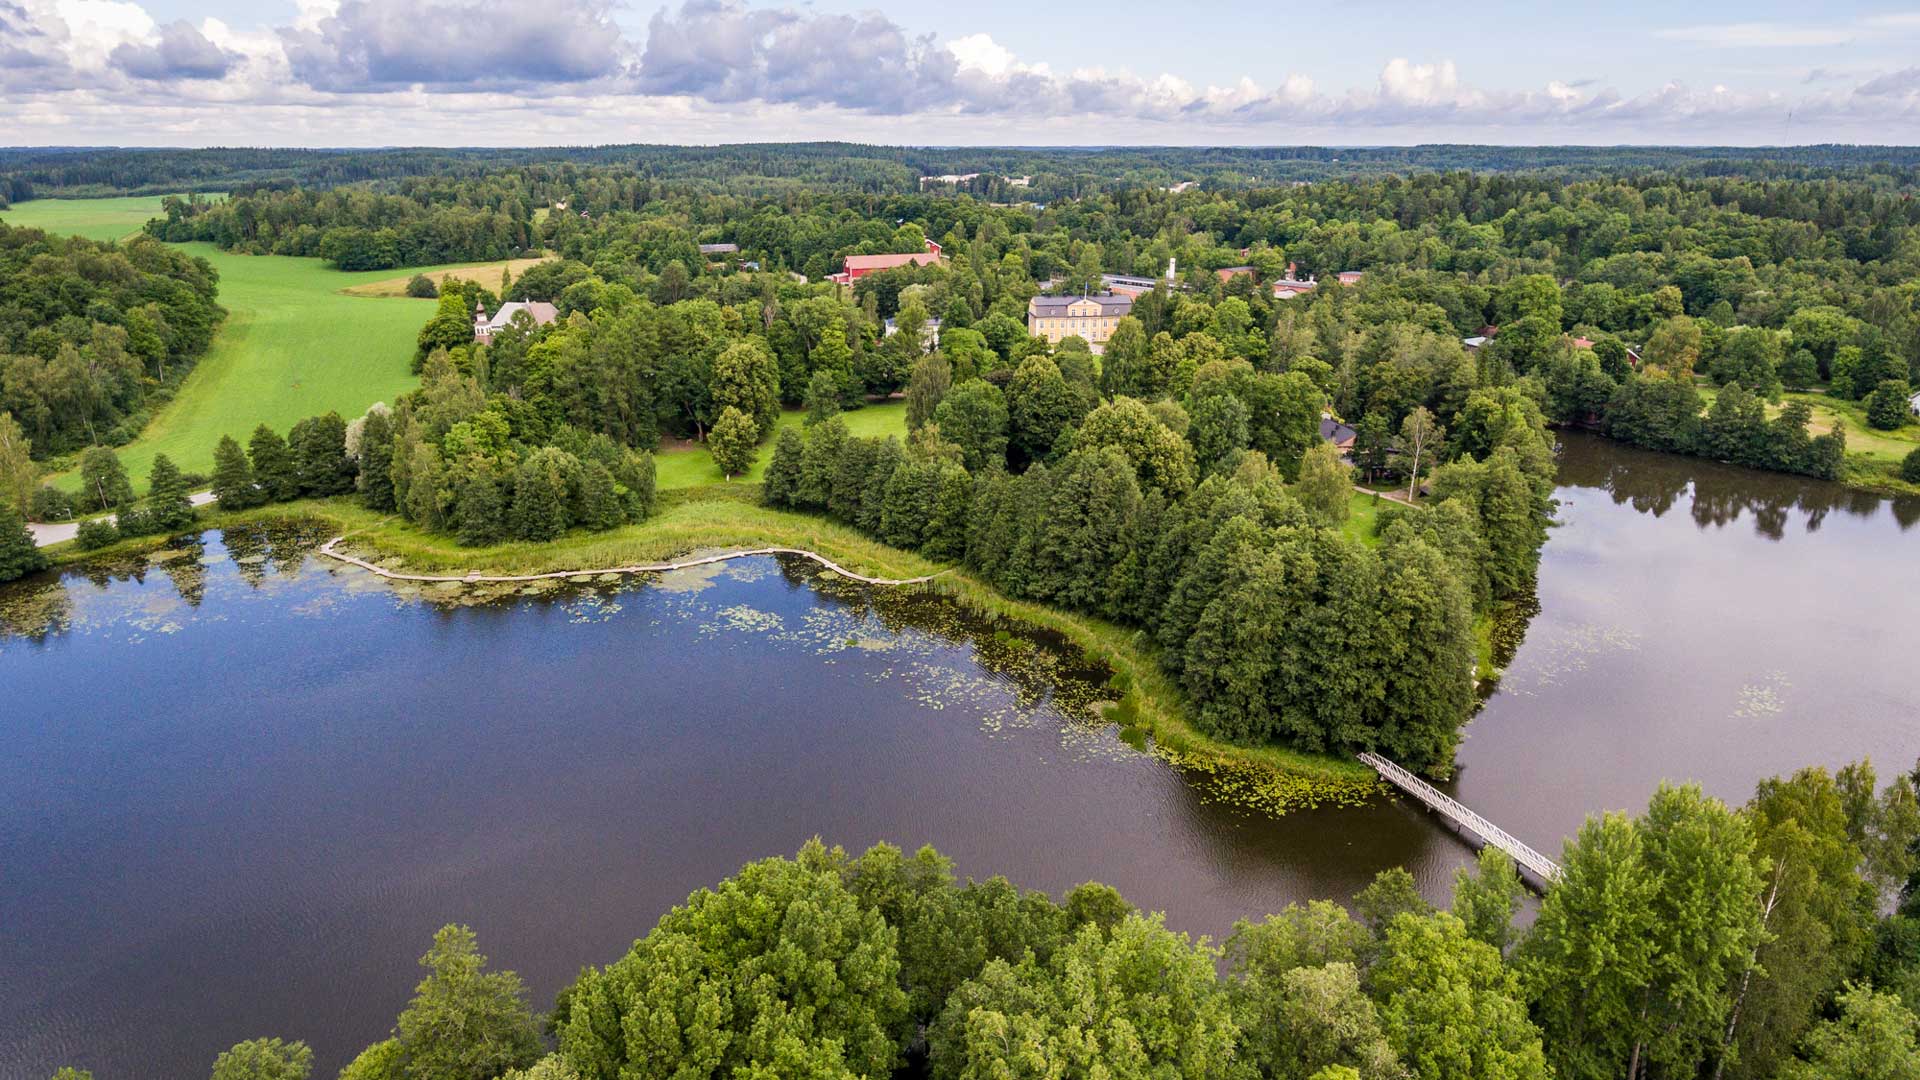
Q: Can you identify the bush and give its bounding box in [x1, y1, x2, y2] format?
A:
[1902, 447, 1920, 485]
[31, 486, 74, 522]
[76, 519, 119, 550]
[1866, 379, 1913, 431]
[112, 506, 155, 538]
[406, 274, 440, 298]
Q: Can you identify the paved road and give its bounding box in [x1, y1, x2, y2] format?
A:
[29, 491, 217, 547]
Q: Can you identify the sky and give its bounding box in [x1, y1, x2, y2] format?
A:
[5, 0, 1920, 147]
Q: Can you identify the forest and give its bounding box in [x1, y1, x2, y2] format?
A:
[76, 148, 1918, 488]
[0, 222, 224, 456]
[43, 756, 1920, 1080]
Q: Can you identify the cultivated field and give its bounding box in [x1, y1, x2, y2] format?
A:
[339, 256, 552, 297]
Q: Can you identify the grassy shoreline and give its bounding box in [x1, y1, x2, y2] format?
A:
[40, 486, 1379, 811]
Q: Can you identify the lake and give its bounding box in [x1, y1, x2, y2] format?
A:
[2, 433, 1917, 1079]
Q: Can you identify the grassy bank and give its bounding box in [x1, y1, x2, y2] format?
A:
[1694, 384, 1920, 497]
[40, 486, 1378, 811]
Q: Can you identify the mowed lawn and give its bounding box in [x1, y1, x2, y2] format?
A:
[0, 194, 187, 243]
[655, 401, 910, 489]
[1696, 383, 1919, 465]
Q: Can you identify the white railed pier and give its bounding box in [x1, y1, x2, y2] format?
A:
[1357, 752, 1562, 889]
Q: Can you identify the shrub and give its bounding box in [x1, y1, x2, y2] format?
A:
[76, 519, 119, 550]
[31, 486, 74, 522]
[406, 274, 440, 298]
[1902, 447, 1920, 485]
[1866, 379, 1913, 431]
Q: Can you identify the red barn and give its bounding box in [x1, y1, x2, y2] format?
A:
[828, 240, 945, 285]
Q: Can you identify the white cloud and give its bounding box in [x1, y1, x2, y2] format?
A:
[947, 32, 1014, 78]
[52, 0, 152, 66]
[2, 0, 1920, 146]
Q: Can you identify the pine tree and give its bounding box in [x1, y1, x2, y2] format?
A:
[803, 370, 842, 423]
[613, 450, 656, 522]
[290, 412, 354, 497]
[763, 426, 806, 507]
[456, 475, 505, 547]
[146, 454, 196, 532]
[249, 425, 298, 503]
[210, 435, 259, 510]
[1478, 447, 1544, 600]
[509, 454, 570, 541]
[357, 411, 396, 510]
[579, 462, 623, 531]
[0, 502, 47, 583]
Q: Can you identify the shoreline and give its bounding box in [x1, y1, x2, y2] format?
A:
[28, 489, 1381, 813]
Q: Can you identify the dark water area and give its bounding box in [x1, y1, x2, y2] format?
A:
[1, 434, 1916, 1080]
[0, 533, 1455, 1080]
[1456, 431, 1920, 852]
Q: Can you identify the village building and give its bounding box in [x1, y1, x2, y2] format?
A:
[473, 300, 559, 342]
[697, 243, 739, 255]
[1336, 270, 1365, 286]
[1216, 265, 1255, 284]
[883, 315, 942, 349]
[1272, 277, 1317, 300]
[1319, 416, 1358, 454]
[827, 239, 945, 285]
[1027, 293, 1134, 354]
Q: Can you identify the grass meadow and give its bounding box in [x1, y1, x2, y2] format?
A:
[655, 401, 911, 490]
[0, 194, 185, 242]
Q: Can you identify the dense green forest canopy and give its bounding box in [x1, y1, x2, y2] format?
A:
[8, 141, 1920, 205]
[57, 756, 1920, 1080]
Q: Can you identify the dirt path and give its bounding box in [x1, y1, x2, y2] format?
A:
[29, 492, 217, 548]
[316, 536, 947, 587]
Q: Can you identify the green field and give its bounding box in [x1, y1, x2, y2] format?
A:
[0, 194, 185, 243]
[46, 243, 456, 491]
[655, 401, 910, 489]
[4, 195, 907, 496]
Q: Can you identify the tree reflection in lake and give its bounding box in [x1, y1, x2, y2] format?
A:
[1556, 429, 1920, 539]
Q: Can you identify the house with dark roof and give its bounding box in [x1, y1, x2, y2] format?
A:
[1319, 416, 1358, 454]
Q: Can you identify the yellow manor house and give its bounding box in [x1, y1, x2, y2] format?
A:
[1026, 292, 1135, 353]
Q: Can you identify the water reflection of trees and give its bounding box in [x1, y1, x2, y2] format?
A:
[1557, 432, 1920, 541]
[774, 556, 1113, 718]
[0, 523, 326, 643]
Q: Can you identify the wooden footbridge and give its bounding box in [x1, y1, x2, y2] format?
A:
[1357, 752, 1562, 889]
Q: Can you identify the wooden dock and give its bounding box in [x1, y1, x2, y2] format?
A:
[1358, 752, 1562, 888]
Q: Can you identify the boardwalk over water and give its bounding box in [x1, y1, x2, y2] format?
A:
[1358, 752, 1562, 888]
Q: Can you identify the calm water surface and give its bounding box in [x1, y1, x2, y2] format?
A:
[1, 433, 1916, 1080]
